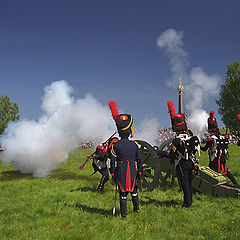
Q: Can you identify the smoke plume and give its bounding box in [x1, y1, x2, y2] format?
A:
[157, 28, 189, 87]
[157, 28, 221, 135]
[0, 80, 115, 177]
[133, 117, 160, 146]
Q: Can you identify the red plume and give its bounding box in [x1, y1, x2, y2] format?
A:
[237, 114, 240, 123]
[210, 110, 215, 116]
[109, 101, 119, 120]
[167, 101, 176, 118]
[210, 110, 215, 121]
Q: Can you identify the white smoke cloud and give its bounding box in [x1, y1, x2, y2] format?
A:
[185, 67, 221, 135]
[133, 117, 160, 146]
[41, 80, 74, 117]
[157, 28, 221, 136]
[157, 28, 189, 87]
[0, 80, 115, 177]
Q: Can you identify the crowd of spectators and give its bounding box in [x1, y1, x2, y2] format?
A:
[78, 128, 240, 149]
[79, 141, 93, 148]
[158, 127, 175, 144]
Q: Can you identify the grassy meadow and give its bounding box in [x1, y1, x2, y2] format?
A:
[0, 144, 240, 240]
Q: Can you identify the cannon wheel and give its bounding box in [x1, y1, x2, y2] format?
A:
[157, 138, 176, 187]
[158, 138, 174, 151]
[135, 140, 159, 191]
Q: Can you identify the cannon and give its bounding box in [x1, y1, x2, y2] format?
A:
[136, 139, 240, 198]
[133, 80, 240, 197]
[135, 139, 175, 191]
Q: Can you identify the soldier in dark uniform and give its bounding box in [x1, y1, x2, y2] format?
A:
[207, 110, 220, 134]
[167, 101, 200, 208]
[201, 111, 239, 186]
[92, 137, 119, 194]
[109, 101, 142, 218]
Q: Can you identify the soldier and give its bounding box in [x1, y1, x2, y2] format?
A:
[109, 101, 142, 218]
[94, 137, 119, 194]
[167, 101, 200, 208]
[207, 110, 220, 135]
[201, 111, 239, 186]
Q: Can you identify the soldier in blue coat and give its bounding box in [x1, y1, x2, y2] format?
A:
[109, 101, 142, 218]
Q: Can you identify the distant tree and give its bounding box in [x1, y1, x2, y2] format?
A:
[0, 95, 20, 134]
[216, 60, 240, 133]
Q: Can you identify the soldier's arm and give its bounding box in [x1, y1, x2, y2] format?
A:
[168, 138, 181, 164]
[200, 140, 211, 151]
[169, 146, 176, 164]
[135, 146, 143, 174]
[110, 145, 117, 175]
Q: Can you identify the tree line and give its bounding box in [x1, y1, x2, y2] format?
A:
[0, 95, 20, 135]
[216, 60, 240, 134]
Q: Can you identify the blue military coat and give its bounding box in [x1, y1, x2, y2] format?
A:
[110, 137, 142, 192]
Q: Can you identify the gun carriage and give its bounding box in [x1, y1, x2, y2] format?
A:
[135, 139, 175, 191]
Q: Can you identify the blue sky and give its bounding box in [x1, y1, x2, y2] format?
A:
[0, 0, 239, 127]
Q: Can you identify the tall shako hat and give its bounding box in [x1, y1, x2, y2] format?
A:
[167, 100, 187, 134]
[109, 101, 133, 137]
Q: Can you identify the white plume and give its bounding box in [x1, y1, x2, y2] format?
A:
[157, 28, 221, 135]
[157, 28, 189, 87]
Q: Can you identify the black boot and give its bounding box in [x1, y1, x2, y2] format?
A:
[120, 197, 127, 218]
[98, 176, 106, 194]
[132, 194, 139, 212]
[226, 171, 239, 185]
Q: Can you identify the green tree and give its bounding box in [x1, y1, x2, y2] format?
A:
[0, 95, 20, 134]
[216, 60, 240, 133]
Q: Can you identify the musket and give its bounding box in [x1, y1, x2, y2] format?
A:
[79, 152, 95, 170]
[79, 131, 117, 170]
[137, 172, 142, 192]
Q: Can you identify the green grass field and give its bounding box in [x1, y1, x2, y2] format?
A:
[0, 145, 240, 240]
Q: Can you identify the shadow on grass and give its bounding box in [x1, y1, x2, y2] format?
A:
[70, 203, 112, 216]
[0, 170, 33, 181]
[70, 186, 96, 193]
[50, 169, 98, 182]
[141, 196, 179, 207]
[158, 183, 177, 191]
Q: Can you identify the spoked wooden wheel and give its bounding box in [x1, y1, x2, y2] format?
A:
[135, 140, 160, 191]
[158, 138, 176, 187]
[158, 138, 174, 151]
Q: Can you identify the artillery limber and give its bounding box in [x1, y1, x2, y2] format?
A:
[136, 139, 240, 198]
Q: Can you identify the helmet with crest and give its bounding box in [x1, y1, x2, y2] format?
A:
[109, 101, 133, 137]
[167, 101, 187, 134]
